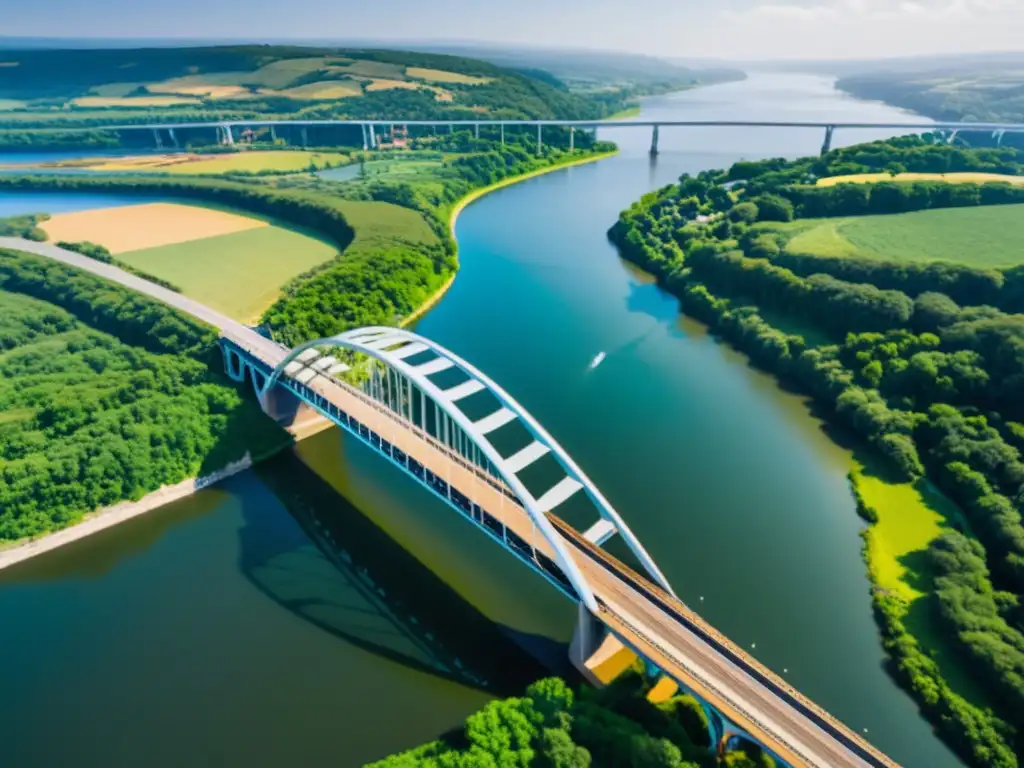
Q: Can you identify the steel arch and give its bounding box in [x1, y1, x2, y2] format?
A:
[260, 327, 676, 614]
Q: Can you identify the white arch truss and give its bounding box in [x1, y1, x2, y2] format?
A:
[260, 326, 676, 614]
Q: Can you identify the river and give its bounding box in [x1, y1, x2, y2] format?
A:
[0, 73, 963, 767]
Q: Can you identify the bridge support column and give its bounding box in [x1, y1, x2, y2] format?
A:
[500, 123, 504, 146]
[474, 123, 479, 139]
[537, 124, 543, 155]
[168, 128, 178, 149]
[650, 124, 659, 156]
[369, 124, 377, 149]
[152, 128, 163, 150]
[569, 605, 638, 687]
[569, 126, 575, 152]
[994, 129, 1005, 146]
[270, 125, 277, 143]
[220, 344, 246, 383]
[820, 125, 834, 155]
[947, 129, 959, 145]
[221, 124, 234, 146]
[361, 124, 369, 151]
[449, 123, 454, 134]
[301, 126, 308, 148]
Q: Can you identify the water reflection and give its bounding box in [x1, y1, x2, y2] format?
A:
[244, 447, 544, 695]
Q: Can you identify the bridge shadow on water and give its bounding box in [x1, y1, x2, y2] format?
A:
[235, 444, 555, 696]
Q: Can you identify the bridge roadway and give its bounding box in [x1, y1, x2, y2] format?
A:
[60, 117, 1024, 132]
[1, 237, 898, 768]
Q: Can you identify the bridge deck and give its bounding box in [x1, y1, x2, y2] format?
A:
[1, 238, 897, 768]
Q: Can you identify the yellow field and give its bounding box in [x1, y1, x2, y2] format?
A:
[0, 99, 25, 110]
[365, 79, 422, 92]
[71, 95, 201, 108]
[817, 171, 1024, 186]
[41, 203, 267, 253]
[405, 67, 491, 85]
[72, 150, 349, 175]
[277, 81, 362, 99]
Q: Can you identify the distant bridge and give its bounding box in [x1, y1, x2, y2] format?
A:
[26, 117, 1024, 156]
[1, 236, 903, 768]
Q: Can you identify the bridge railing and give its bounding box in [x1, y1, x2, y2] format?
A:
[550, 517, 897, 768]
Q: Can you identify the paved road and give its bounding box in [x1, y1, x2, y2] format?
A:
[1, 238, 898, 768]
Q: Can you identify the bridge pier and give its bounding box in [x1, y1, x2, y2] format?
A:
[220, 124, 234, 146]
[270, 125, 277, 143]
[994, 129, 1005, 146]
[221, 344, 247, 382]
[820, 125, 835, 155]
[301, 126, 308, 148]
[369, 124, 377, 149]
[361, 124, 369, 150]
[168, 128, 178, 149]
[500, 123, 504, 146]
[474, 123, 479, 139]
[152, 128, 163, 151]
[537, 124, 543, 155]
[650, 124, 659, 156]
[569, 126, 575, 152]
[569, 604, 638, 687]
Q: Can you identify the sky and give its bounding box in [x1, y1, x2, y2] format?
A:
[6, 0, 1024, 60]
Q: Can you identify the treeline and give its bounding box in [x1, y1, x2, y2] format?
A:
[782, 179, 1024, 219]
[930, 532, 1024, 732]
[0, 213, 48, 241]
[0, 248, 213, 359]
[729, 135, 1024, 190]
[0, 260, 286, 541]
[370, 673, 775, 768]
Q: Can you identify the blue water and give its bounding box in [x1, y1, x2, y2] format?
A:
[0, 191, 151, 217]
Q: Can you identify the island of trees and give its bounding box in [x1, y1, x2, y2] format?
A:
[610, 135, 1024, 768]
[371, 672, 775, 768]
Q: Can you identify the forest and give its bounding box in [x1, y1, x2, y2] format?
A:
[0, 249, 286, 541]
[370, 673, 775, 768]
[609, 137, 1024, 768]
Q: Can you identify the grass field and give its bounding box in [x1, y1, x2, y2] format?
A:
[406, 67, 491, 85]
[818, 172, 1024, 186]
[117, 226, 337, 321]
[852, 462, 994, 707]
[337, 60, 406, 79]
[277, 81, 362, 99]
[41, 203, 267, 253]
[783, 204, 1024, 267]
[365, 79, 422, 92]
[338, 199, 440, 250]
[69, 150, 350, 175]
[71, 95, 201, 108]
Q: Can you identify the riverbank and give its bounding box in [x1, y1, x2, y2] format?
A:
[402, 150, 619, 329]
[0, 454, 255, 571]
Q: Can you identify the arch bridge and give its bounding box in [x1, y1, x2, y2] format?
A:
[222, 326, 901, 768]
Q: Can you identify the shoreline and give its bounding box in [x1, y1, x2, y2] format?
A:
[0, 454, 254, 571]
[401, 149, 618, 329]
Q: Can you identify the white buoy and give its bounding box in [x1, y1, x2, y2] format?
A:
[588, 351, 606, 371]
